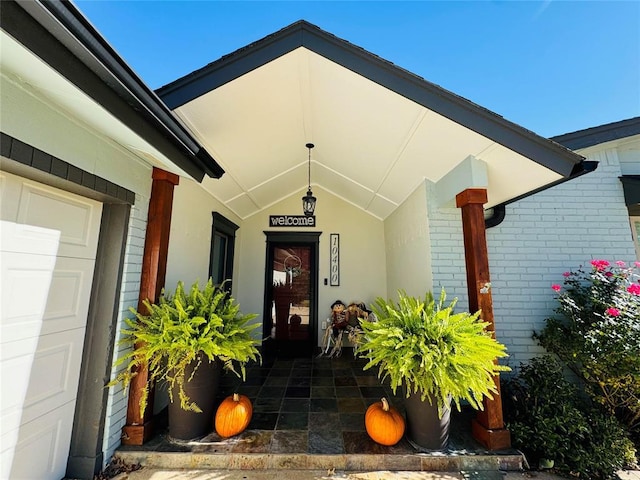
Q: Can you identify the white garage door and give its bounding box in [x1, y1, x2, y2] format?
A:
[0, 171, 102, 480]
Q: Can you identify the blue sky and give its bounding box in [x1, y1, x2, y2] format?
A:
[75, 1, 639, 138]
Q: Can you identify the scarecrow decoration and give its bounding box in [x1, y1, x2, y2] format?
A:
[319, 300, 371, 357]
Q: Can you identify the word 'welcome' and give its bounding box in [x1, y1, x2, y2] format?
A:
[269, 215, 316, 227]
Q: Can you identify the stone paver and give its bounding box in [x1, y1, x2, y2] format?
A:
[617, 471, 640, 480]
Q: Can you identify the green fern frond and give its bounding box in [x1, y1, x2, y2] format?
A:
[358, 288, 510, 416]
[107, 278, 261, 414]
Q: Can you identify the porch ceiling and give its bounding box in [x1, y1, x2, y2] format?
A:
[160, 21, 585, 221]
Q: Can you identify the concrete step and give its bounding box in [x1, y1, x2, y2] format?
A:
[114, 449, 524, 472]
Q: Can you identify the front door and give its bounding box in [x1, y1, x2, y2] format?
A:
[263, 232, 320, 358]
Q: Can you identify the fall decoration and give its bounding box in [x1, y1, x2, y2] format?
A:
[215, 393, 253, 437]
[365, 397, 405, 446]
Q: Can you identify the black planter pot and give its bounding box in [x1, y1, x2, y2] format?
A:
[404, 390, 451, 451]
[167, 355, 221, 440]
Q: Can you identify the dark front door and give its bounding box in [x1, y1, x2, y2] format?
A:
[263, 232, 320, 358]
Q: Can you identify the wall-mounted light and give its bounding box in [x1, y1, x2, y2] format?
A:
[302, 143, 316, 216]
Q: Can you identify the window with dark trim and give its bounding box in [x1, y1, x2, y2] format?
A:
[209, 212, 239, 290]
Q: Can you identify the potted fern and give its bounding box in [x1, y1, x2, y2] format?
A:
[357, 289, 509, 451]
[110, 279, 260, 440]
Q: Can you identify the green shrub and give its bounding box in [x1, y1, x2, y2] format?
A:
[503, 356, 636, 479]
[534, 259, 640, 439]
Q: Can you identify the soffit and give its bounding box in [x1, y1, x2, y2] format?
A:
[174, 47, 564, 220]
[0, 2, 223, 179]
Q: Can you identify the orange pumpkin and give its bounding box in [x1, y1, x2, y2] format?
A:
[365, 397, 405, 446]
[215, 393, 253, 438]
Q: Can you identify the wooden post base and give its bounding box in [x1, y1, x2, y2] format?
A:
[121, 420, 154, 446]
[471, 418, 511, 451]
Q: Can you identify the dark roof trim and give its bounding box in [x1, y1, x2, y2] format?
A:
[620, 175, 640, 206]
[551, 117, 640, 150]
[1, 131, 135, 204]
[1, 0, 224, 181]
[158, 20, 583, 178]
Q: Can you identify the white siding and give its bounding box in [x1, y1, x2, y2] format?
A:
[1, 68, 154, 469]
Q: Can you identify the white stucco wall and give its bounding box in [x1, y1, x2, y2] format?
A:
[236, 187, 387, 345]
[166, 178, 243, 289]
[384, 181, 433, 298]
[1, 71, 155, 466]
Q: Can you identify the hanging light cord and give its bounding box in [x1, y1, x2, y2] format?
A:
[307, 147, 311, 190]
[306, 143, 314, 191]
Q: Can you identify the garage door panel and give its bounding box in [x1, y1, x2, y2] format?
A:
[43, 257, 95, 334]
[0, 172, 101, 479]
[1, 328, 85, 432]
[1, 254, 93, 343]
[0, 337, 38, 437]
[1, 251, 57, 344]
[0, 220, 62, 257]
[1, 401, 75, 480]
[1, 172, 101, 259]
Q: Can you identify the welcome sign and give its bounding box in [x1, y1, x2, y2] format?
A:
[269, 215, 316, 227]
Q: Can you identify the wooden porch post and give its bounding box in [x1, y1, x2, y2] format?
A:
[121, 167, 179, 445]
[455, 188, 511, 450]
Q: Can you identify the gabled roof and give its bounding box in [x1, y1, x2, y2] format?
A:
[551, 116, 640, 150]
[1, 0, 223, 181]
[157, 20, 586, 220]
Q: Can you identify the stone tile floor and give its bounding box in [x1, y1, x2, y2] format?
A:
[127, 350, 510, 457]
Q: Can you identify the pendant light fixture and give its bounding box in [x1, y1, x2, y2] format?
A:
[302, 143, 316, 216]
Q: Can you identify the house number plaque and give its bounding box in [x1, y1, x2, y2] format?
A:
[330, 233, 340, 286]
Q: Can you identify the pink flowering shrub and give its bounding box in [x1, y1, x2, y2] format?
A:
[535, 259, 640, 438]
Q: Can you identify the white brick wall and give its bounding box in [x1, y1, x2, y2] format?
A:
[103, 194, 149, 463]
[428, 141, 638, 372]
[426, 181, 469, 309]
[489, 144, 636, 370]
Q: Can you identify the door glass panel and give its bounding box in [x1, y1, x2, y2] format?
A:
[271, 246, 311, 346]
